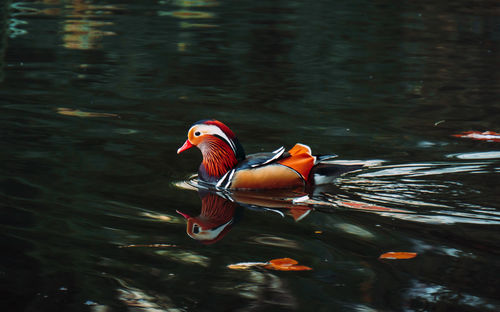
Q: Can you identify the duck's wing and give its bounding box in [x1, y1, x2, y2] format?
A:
[236, 146, 287, 170]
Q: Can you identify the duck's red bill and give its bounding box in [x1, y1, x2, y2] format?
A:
[177, 140, 194, 154]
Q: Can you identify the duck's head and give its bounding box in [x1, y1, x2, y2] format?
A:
[177, 119, 245, 180]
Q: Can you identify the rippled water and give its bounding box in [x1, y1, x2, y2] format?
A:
[1, 0, 500, 311]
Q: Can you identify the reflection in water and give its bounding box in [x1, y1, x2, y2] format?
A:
[177, 191, 238, 244]
[160, 10, 215, 20]
[177, 155, 500, 242]
[176, 188, 314, 243]
[159, 0, 219, 52]
[0, 1, 6, 83]
[7, 2, 37, 38]
[340, 160, 500, 224]
[225, 270, 298, 310]
[405, 280, 498, 311]
[62, 1, 117, 50]
[116, 278, 181, 311]
[448, 151, 500, 160]
[7, 1, 117, 50]
[175, 175, 409, 243]
[113, 266, 297, 311]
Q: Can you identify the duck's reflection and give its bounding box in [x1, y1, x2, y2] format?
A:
[176, 191, 240, 244]
[175, 175, 419, 244]
[176, 188, 312, 244]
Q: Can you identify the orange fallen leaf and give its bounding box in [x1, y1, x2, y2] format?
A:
[265, 258, 312, 271]
[227, 258, 312, 271]
[268, 258, 298, 266]
[379, 252, 417, 260]
[267, 264, 313, 271]
[452, 131, 500, 142]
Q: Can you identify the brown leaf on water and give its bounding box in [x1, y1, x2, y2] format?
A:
[379, 252, 417, 260]
[57, 107, 118, 118]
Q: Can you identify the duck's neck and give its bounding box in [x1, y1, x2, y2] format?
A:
[198, 140, 239, 182]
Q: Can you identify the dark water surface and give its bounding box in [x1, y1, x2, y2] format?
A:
[1, 0, 500, 311]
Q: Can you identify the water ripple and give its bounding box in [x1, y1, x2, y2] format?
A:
[340, 159, 500, 224]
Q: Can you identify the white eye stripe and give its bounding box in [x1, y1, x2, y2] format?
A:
[190, 124, 236, 153]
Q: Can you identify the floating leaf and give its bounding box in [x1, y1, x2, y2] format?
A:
[227, 262, 268, 270]
[57, 107, 118, 118]
[452, 131, 500, 142]
[269, 258, 298, 266]
[379, 252, 417, 260]
[228, 258, 312, 271]
[265, 258, 312, 271]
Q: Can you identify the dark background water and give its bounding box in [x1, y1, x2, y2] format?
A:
[1, 0, 500, 311]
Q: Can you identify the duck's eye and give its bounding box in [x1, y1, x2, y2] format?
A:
[194, 131, 201, 137]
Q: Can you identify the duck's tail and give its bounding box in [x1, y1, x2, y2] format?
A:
[309, 159, 383, 185]
[279, 143, 383, 185]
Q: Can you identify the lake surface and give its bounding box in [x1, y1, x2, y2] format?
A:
[1, 0, 500, 311]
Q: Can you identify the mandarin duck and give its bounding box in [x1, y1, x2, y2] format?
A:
[177, 119, 363, 190]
